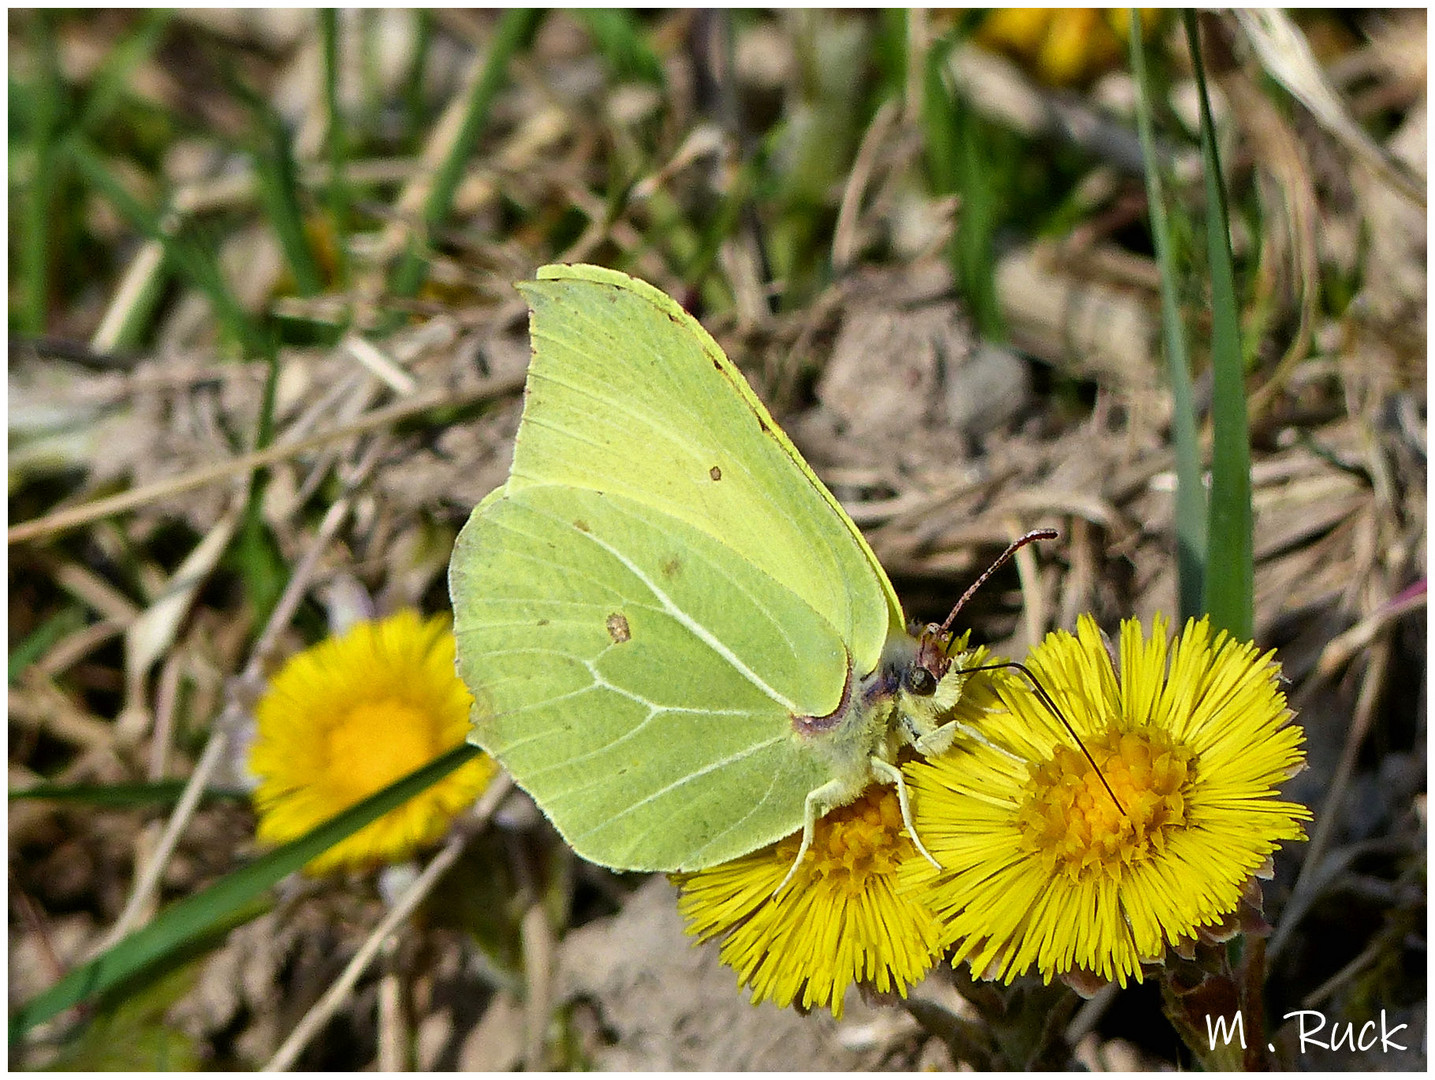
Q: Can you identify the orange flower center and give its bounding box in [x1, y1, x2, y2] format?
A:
[326, 699, 438, 806]
[1017, 726, 1195, 882]
[777, 787, 908, 897]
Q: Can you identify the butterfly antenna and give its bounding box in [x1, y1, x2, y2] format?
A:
[960, 659, 1126, 815]
[937, 529, 1059, 637]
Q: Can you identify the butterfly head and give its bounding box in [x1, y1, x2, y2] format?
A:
[897, 622, 973, 727]
[890, 529, 1058, 750]
[859, 625, 972, 747]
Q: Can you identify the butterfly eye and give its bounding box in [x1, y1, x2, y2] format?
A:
[905, 666, 938, 697]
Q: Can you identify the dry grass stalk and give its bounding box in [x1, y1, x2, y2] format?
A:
[262, 775, 513, 1072]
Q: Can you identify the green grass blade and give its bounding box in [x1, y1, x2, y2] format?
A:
[952, 96, 1003, 339]
[254, 109, 324, 298]
[401, 10, 435, 150]
[104, 240, 171, 350]
[74, 10, 173, 136]
[234, 352, 286, 628]
[9, 742, 483, 1042]
[235, 495, 286, 628]
[65, 136, 269, 359]
[10, 780, 247, 808]
[1131, 12, 1206, 622]
[921, 38, 960, 209]
[226, 73, 323, 299]
[319, 9, 352, 285]
[8, 605, 87, 683]
[1186, 13, 1253, 640]
[871, 9, 909, 112]
[17, 11, 62, 336]
[576, 10, 665, 86]
[390, 8, 541, 301]
[922, 35, 1003, 340]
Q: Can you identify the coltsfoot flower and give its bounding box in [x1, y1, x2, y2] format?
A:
[249, 610, 496, 874]
[903, 614, 1310, 989]
[976, 8, 1162, 86]
[674, 785, 949, 1020]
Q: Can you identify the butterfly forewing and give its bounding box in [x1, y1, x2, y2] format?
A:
[511, 265, 900, 673]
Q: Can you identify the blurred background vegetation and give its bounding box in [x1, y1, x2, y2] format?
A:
[9, 9, 1425, 1070]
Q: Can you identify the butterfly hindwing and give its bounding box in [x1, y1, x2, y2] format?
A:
[451, 483, 840, 870]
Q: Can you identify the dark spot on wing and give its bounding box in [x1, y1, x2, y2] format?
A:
[709, 465, 722, 481]
[704, 339, 778, 439]
[606, 613, 631, 644]
[536, 618, 549, 627]
[661, 557, 681, 579]
[573, 519, 590, 533]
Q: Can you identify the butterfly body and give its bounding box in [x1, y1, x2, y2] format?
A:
[450, 265, 974, 876]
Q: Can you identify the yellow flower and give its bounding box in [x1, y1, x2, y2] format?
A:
[672, 642, 1010, 1018]
[903, 614, 1310, 988]
[674, 785, 948, 1020]
[976, 9, 1162, 86]
[672, 642, 1009, 1017]
[249, 610, 496, 874]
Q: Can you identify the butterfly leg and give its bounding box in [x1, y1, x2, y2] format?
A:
[869, 756, 941, 871]
[913, 717, 1015, 761]
[910, 718, 958, 757]
[772, 757, 945, 898]
[772, 779, 845, 898]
